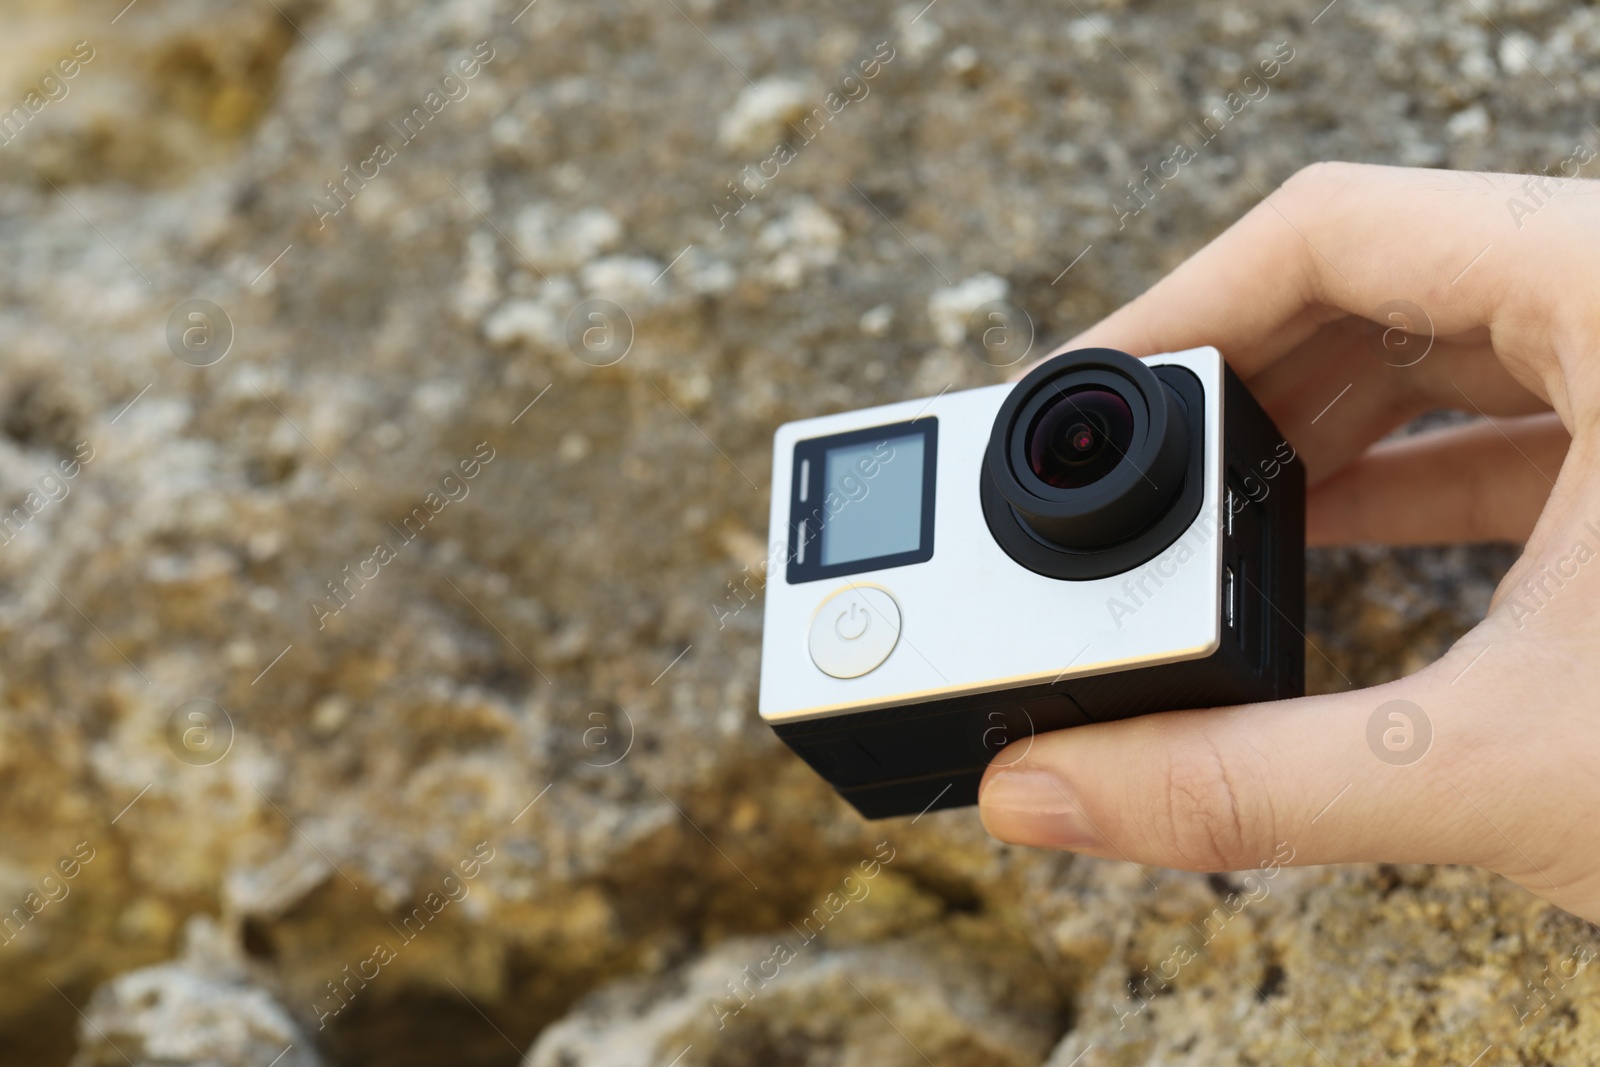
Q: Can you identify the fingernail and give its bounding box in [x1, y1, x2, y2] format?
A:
[979, 769, 1104, 851]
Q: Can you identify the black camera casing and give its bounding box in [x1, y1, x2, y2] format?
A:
[758, 347, 1305, 819]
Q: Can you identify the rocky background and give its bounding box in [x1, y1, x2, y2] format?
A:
[0, 0, 1592, 1063]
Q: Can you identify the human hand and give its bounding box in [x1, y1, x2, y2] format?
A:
[979, 162, 1600, 921]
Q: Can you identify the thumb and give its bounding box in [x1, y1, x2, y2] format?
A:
[977, 682, 1479, 873]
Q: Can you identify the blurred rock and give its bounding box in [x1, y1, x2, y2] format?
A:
[526, 931, 1064, 1067]
[718, 78, 815, 152]
[0, 1, 294, 187]
[71, 917, 320, 1067]
[927, 272, 1009, 348]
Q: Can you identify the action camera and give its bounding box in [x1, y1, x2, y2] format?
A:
[758, 347, 1305, 819]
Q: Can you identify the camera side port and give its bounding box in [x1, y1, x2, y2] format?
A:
[1224, 469, 1271, 675]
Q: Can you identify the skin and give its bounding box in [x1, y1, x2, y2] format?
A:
[978, 161, 1600, 922]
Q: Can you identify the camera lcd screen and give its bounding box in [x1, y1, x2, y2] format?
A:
[820, 434, 925, 566]
[786, 418, 937, 583]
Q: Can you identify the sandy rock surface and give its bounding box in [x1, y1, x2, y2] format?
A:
[0, 0, 1590, 1063]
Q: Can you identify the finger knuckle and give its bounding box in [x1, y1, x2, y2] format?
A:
[1279, 159, 1359, 201]
[1158, 737, 1257, 871]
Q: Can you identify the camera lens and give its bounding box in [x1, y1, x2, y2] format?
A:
[980, 348, 1196, 572]
[1026, 387, 1134, 489]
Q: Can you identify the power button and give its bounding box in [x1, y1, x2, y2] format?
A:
[807, 586, 901, 679]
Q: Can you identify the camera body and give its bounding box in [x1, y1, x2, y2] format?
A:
[758, 346, 1305, 819]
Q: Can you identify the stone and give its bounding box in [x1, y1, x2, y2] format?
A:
[526, 931, 1064, 1067]
[717, 78, 815, 153]
[69, 917, 320, 1067]
[927, 273, 1010, 348]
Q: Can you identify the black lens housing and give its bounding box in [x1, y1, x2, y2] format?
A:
[980, 348, 1205, 580]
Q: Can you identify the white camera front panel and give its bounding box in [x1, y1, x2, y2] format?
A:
[758, 347, 1227, 724]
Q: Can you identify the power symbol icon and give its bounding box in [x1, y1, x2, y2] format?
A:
[834, 603, 870, 641]
[808, 585, 900, 679]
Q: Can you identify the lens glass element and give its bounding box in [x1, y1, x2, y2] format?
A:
[1025, 386, 1135, 489]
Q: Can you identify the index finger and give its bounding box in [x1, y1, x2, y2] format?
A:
[1048, 162, 1587, 411]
